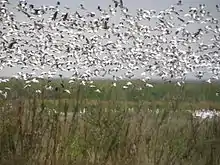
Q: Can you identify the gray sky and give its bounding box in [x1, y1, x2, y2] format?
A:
[0, 0, 220, 80]
[20, 0, 220, 11]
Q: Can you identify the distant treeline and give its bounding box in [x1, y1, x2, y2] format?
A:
[0, 78, 219, 103]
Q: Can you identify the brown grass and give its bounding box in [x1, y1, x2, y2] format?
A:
[1, 95, 220, 165]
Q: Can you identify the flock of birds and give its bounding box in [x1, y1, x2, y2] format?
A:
[0, 0, 220, 91]
[0, 0, 220, 118]
[192, 109, 220, 119]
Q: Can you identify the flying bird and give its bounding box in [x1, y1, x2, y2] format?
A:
[62, 12, 68, 21]
[216, 5, 220, 12]
[113, 0, 119, 8]
[97, 5, 102, 11]
[52, 11, 58, 20]
[8, 39, 17, 49]
[177, 0, 182, 5]
[119, 0, 124, 8]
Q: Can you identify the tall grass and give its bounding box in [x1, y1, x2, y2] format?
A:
[0, 79, 220, 165]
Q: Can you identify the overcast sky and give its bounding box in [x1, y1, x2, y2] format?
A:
[8, 0, 217, 9]
[16, 0, 220, 11]
[0, 0, 220, 80]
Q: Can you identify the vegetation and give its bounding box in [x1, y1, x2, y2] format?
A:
[0, 79, 220, 165]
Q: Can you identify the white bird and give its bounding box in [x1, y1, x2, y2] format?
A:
[64, 89, 71, 94]
[146, 83, 153, 88]
[122, 85, 128, 89]
[95, 89, 101, 93]
[36, 89, 42, 93]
